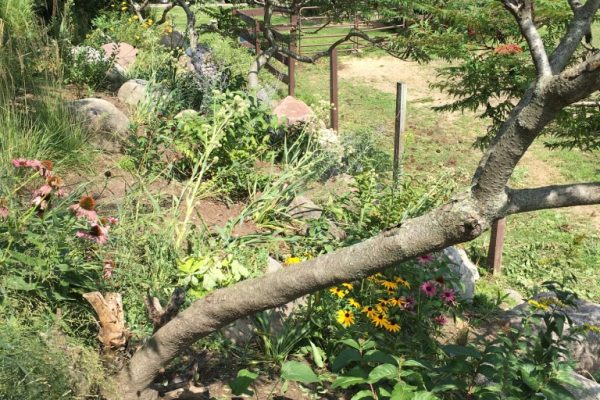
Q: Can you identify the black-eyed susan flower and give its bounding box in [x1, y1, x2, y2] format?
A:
[348, 298, 361, 308]
[387, 296, 407, 307]
[384, 319, 401, 333]
[337, 309, 355, 328]
[342, 282, 353, 290]
[329, 287, 347, 299]
[381, 280, 398, 290]
[395, 276, 411, 288]
[362, 305, 377, 318]
[370, 313, 389, 328]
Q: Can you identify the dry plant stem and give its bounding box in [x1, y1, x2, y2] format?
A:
[117, 5, 600, 400]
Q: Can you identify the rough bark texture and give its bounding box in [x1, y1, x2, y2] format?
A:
[83, 292, 128, 351]
[116, 4, 600, 399]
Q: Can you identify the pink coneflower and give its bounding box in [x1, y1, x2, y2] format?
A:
[440, 288, 456, 304]
[401, 296, 416, 311]
[101, 216, 119, 226]
[76, 224, 109, 245]
[433, 314, 448, 326]
[420, 280, 437, 297]
[69, 196, 98, 224]
[11, 158, 53, 177]
[0, 206, 8, 220]
[417, 254, 435, 264]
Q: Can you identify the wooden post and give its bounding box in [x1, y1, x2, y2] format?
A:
[393, 82, 407, 181]
[288, 14, 298, 97]
[488, 217, 506, 276]
[330, 48, 339, 131]
[353, 12, 359, 52]
[254, 20, 261, 56]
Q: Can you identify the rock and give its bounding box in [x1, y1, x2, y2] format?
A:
[288, 195, 322, 220]
[68, 98, 130, 151]
[506, 293, 600, 374]
[105, 63, 126, 89]
[101, 42, 138, 70]
[221, 257, 308, 345]
[503, 288, 525, 308]
[568, 373, 600, 400]
[174, 109, 199, 119]
[442, 246, 480, 302]
[256, 84, 277, 106]
[161, 30, 185, 49]
[117, 79, 148, 106]
[272, 96, 315, 126]
[188, 44, 219, 78]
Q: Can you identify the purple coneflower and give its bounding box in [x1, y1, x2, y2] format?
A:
[433, 314, 448, 326]
[401, 296, 416, 311]
[417, 254, 435, 264]
[103, 260, 115, 279]
[420, 280, 437, 297]
[0, 206, 8, 220]
[70, 196, 98, 224]
[440, 288, 456, 304]
[76, 224, 109, 245]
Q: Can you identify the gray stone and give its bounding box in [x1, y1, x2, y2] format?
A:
[568, 373, 600, 400]
[442, 246, 480, 302]
[117, 79, 149, 106]
[174, 109, 199, 119]
[68, 98, 130, 151]
[161, 30, 185, 49]
[288, 195, 323, 220]
[507, 293, 600, 374]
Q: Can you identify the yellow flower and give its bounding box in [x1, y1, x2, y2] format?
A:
[370, 313, 389, 328]
[368, 273, 383, 282]
[527, 299, 549, 311]
[384, 319, 401, 333]
[342, 283, 353, 290]
[387, 296, 407, 307]
[337, 309, 355, 328]
[362, 305, 377, 318]
[147, 18, 154, 25]
[329, 287, 347, 299]
[121, 6, 127, 10]
[395, 276, 411, 288]
[348, 298, 361, 308]
[284, 257, 301, 265]
[381, 280, 398, 290]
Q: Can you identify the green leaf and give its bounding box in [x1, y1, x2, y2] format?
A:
[5, 276, 37, 291]
[280, 361, 320, 384]
[231, 260, 249, 280]
[332, 348, 362, 372]
[332, 374, 367, 389]
[339, 338, 361, 350]
[351, 390, 375, 400]
[442, 344, 481, 358]
[363, 350, 396, 365]
[309, 340, 324, 369]
[228, 369, 258, 396]
[402, 359, 428, 369]
[367, 364, 397, 384]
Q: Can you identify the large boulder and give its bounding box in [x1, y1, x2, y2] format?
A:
[68, 98, 130, 151]
[117, 79, 150, 107]
[161, 30, 185, 49]
[272, 96, 315, 126]
[568, 373, 600, 400]
[442, 246, 480, 302]
[101, 42, 138, 70]
[506, 293, 600, 374]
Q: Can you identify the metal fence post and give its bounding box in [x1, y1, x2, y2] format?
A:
[488, 217, 506, 276]
[393, 82, 407, 181]
[330, 48, 339, 131]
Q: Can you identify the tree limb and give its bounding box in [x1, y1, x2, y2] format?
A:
[157, 2, 177, 25]
[506, 183, 600, 214]
[176, 0, 197, 51]
[550, 0, 600, 72]
[502, 0, 552, 76]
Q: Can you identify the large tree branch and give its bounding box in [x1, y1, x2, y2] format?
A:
[502, 0, 552, 76]
[550, 0, 600, 72]
[176, 0, 197, 51]
[506, 183, 600, 214]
